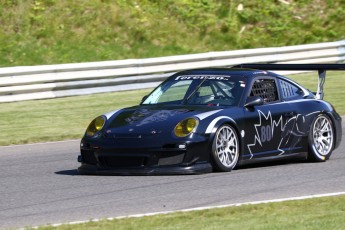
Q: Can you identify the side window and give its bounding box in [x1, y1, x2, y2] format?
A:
[279, 79, 304, 100]
[250, 78, 279, 103]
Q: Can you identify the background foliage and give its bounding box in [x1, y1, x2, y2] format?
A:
[1, 0, 344, 67]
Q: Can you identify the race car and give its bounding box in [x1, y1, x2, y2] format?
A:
[78, 64, 343, 175]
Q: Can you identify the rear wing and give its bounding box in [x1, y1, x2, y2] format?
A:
[234, 63, 345, 100]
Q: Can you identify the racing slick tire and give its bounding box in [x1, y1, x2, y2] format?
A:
[211, 125, 240, 172]
[308, 114, 334, 162]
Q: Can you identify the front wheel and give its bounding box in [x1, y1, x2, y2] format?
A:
[308, 114, 334, 162]
[211, 125, 240, 172]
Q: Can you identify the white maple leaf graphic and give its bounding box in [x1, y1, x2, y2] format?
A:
[247, 110, 285, 159]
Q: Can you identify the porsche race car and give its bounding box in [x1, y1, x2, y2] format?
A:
[78, 64, 343, 175]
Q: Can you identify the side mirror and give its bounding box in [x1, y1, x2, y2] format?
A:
[244, 96, 264, 108]
[141, 95, 148, 103]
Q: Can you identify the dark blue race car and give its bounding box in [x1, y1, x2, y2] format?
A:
[78, 64, 343, 175]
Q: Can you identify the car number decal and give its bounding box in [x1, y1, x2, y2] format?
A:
[247, 110, 285, 159]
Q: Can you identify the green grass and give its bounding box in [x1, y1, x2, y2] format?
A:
[289, 71, 345, 115]
[0, 89, 151, 146]
[36, 195, 345, 230]
[0, 71, 343, 146]
[1, 0, 345, 67]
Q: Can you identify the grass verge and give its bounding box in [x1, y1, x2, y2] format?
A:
[288, 71, 345, 115]
[1, 1, 345, 67]
[0, 71, 343, 146]
[36, 195, 345, 230]
[0, 89, 151, 146]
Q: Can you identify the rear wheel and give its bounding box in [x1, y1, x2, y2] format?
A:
[211, 125, 239, 172]
[308, 114, 334, 162]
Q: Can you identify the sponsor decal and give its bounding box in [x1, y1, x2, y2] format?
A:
[253, 71, 268, 75]
[175, 75, 231, 81]
[126, 109, 185, 126]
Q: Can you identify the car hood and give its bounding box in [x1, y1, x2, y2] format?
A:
[104, 105, 223, 136]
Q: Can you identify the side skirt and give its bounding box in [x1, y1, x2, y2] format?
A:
[237, 152, 308, 167]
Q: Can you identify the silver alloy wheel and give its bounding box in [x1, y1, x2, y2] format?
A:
[312, 115, 333, 156]
[215, 125, 239, 168]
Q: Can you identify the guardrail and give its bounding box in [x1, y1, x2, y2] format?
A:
[1, 40, 344, 102]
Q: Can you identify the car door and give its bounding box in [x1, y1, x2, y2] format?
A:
[277, 77, 309, 154]
[243, 77, 296, 160]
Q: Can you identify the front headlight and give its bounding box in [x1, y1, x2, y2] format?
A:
[174, 118, 199, 137]
[86, 116, 106, 137]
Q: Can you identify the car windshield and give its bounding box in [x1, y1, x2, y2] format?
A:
[142, 74, 245, 106]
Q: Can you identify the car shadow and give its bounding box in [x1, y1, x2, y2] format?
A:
[55, 169, 79, 176]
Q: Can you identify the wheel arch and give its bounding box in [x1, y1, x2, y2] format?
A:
[323, 111, 340, 150]
[206, 117, 244, 163]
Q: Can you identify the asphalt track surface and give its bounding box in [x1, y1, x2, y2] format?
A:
[0, 120, 344, 229]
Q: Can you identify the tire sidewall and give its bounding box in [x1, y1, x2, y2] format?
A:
[211, 125, 239, 172]
[308, 114, 334, 162]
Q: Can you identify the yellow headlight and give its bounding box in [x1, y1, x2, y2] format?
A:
[86, 116, 106, 137]
[174, 118, 198, 137]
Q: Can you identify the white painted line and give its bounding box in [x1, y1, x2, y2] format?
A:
[23, 191, 345, 229]
[0, 139, 80, 148]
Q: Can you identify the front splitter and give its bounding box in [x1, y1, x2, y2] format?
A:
[77, 162, 213, 176]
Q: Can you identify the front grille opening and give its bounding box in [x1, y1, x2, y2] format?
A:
[162, 144, 176, 149]
[99, 156, 147, 168]
[158, 153, 185, 166]
[81, 150, 97, 165]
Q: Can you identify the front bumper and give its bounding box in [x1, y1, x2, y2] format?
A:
[78, 134, 212, 175]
